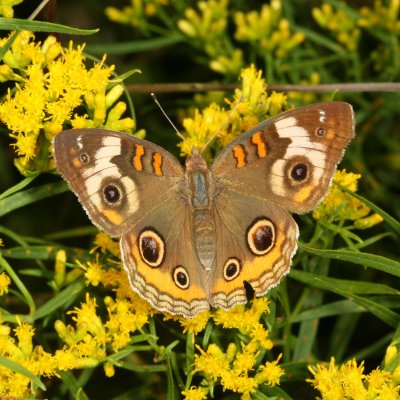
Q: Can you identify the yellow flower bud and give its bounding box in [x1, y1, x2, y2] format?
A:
[54, 249, 67, 287]
[105, 85, 125, 108]
[106, 101, 128, 123]
[178, 20, 197, 37]
[104, 362, 115, 377]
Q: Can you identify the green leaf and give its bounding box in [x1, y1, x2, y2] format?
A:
[0, 181, 69, 218]
[291, 300, 364, 323]
[300, 243, 400, 277]
[0, 356, 45, 390]
[290, 270, 400, 327]
[291, 271, 399, 295]
[58, 371, 89, 400]
[337, 183, 400, 235]
[0, 17, 99, 34]
[34, 280, 85, 320]
[86, 34, 183, 55]
[0, 175, 38, 200]
[1, 245, 91, 262]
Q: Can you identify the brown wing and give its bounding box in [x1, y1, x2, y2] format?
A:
[211, 102, 355, 213]
[210, 190, 298, 310]
[53, 129, 184, 237]
[120, 199, 210, 317]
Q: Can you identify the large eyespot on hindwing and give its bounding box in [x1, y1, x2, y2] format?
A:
[246, 218, 276, 256]
[138, 228, 165, 268]
[172, 266, 190, 289]
[223, 258, 241, 281]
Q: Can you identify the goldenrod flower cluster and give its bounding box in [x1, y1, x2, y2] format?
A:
[313, 1, 399, 57]
[182, 298, 284, 400]
[179, 64, 287, 158]
[106, 0, 304, 76]
[313, 170, 383, 229]
[308, 352, 400, 399]
[0, 31, 135, 175]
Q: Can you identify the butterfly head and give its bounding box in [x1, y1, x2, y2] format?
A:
[185, 147, 208, 173]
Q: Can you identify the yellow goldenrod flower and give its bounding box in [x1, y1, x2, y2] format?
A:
[308, 356, 400, 399]
[91, 232, 120, 257]
[312, 3, 361, 52]
[79, 258, 106, 287]
[313, 169, 383, 228]
[180, 65, 287, 159]
[166, 310, 211, 334]
[0, 33, 135, 175]
[106, 0, 169, 29]
[234, 1, 304, 58]
[69, 293, 104, 336]
[182, 386, 208, 400]
[194, 343, 230, 380]
[0, 0, 23, 18]
[213, 297, 270, 334]
[103, 361, 115, 377]
[359, 0, 400, 34]
[181, 102, 229, 156]
[255, 354, 284, 386]
[0, 272, 11, 295]
[209, 48, 243, 76]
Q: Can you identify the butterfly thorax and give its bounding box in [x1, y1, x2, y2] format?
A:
[185, 149, 216, 271]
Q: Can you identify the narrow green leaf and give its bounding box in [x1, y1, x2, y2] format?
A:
[294, 26, 344, 52]
[0, 175, 37, 200]
[0, 356, 45, 390]
[119, 362, 167, 373]
[86, 34, 183, 55]
[58, 371, 89, 400]
[44, 226, 98, 240]
[291, 300, 365, 323]
[0, 253, 35, 316]
[300, 243, 400, 277]
[290, 270, 400, 327]
[34, 280, 85, 320]
[1, 245, 91, 262]
[0, 17, 99, 34]
[0, 181, 69, 218]
[291, 271, 398, 295]
[337, 183, 400, 235]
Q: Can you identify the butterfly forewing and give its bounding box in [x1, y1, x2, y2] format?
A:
[211, 102, 355, 213]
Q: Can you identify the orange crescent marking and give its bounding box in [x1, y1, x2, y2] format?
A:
[152, 152, 163, 176]
[251, 132, 267, 158]
[233, 145, 247, 168]
[133, 144, 145, 171]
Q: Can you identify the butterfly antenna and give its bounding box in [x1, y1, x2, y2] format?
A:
[151, 93, 189, 145]
[200, 95, 245, 154]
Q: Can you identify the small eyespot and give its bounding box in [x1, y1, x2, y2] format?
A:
[103, 184, 121, 204]
[223, 258, 241, 281]
[316, 127, 326, 137]
[80, 153, 89, 163]
[138, 229, 165, 267]
[247, 218, 276, 256]
[291, 163, 308, 181]
[173, 266, 190, 289]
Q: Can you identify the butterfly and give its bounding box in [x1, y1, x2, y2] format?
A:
[53, 102, 355, 318]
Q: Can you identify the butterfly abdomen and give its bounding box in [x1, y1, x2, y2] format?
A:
[193, 209, 216, 271]
[184, 151, 217, 271]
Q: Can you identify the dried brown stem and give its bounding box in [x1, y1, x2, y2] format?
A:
[126, 82, 400, 94]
